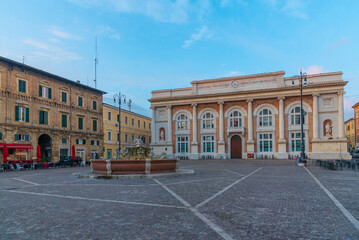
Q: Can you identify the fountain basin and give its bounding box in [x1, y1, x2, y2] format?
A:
[91, 159, 178, 175]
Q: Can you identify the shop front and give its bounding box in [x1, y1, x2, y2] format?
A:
[0, 144, 34, 163]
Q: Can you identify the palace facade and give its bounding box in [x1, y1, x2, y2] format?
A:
[344, 118, 355, 151]
[353, 102, 359, 149]
[103, 103, 151, 159]
[149, 71, 351, 160]
[0, 56, 105, 163]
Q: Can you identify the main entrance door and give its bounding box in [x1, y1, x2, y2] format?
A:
[231, 135, 242, 159]
[38, 134, 52, 162]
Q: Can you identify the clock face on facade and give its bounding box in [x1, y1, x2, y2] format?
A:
[231, 81, 239, 88]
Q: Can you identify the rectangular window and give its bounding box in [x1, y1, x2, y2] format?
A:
[131, 134, 135, 142]
[92, 100, 97, 110]
[259, 133, 273, 152]
[93, 119, 98, 132]
[39, 85, 52, 99]
[15, 106, 29, 122]
[62, 138, 67, 144]
[15, 134, 29, 141]
[143, 122, 146, 129]
[117, 114, 120, 122]
[108, 112, 112, 121]
[291, 132, 305, 152]
[78, 117, 84, 130]
[177, 136, 189, 153]
[61, 92, 67, 103]
[125, 134, 128, 143]
[149, 123, 151, 130]
[39, 110, 49, 125]
[18, 79, 26, 93]
[78, 96, 83, 107]
[138, 120, 141, 127]
[132, 118, 134, 126]
[125, 116, 128, 124]
[61, 114, 68, 128]
[108, 131, 112, 141]
[202, 135, 215, 153]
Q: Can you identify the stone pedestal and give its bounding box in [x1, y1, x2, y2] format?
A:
[247, 141, 255, 153]
[190, 142, 199, 159]
[277, 139, 288, 159]
[217, 141, 226, 159]
[310, 139, 351, 160]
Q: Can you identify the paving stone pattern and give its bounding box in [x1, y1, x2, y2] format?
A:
[1, 160, 359, 240]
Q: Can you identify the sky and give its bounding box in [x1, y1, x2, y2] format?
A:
[0, 0, 358, 120]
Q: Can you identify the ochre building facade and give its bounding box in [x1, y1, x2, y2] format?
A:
[149, 71, 350, 160]
[344, 118, 355, 151]
[103, 103, 151, 159]
[0, 56, 105, 163]
[353, 102, 359, 149]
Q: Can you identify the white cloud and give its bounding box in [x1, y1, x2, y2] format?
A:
[224, 71, 242, 77]
[68, 0, 191, 23]
[260, 0, 308, 19]
[182, 26, 213, 48]
[49, 26, 82, 40]
[97, 26, 121, 40]
[303, 65, 324, 75]
[23, 38, 81, 61]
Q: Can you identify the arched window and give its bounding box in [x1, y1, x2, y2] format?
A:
[202, 112, 215, 129]
[229, 110, 242, 127]
[258, 109, 272, 127]
[290, 107, 305, 125]
[176, 114, 188, 130]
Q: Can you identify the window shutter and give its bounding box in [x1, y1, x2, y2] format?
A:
[44, 111, 48, 125]
[0, 132, 2, 140]
[91, 140, 94, 145]
[48, 88, 52, 99]
[83, 139, 86, 145]
[62, 115, 67, 128]
[76, 139, 79, 144]
[79, 118, 83, 129]
[39, 110, 44, 124]
[23, 81, 26, 92]
[39, 85, 43, 97]
[25, 135, 29, 141]
[15, 134, 19, 141]
[93, 120, 97, 131]
[15, 106, 19, 121]
[25, 108, 30, 122]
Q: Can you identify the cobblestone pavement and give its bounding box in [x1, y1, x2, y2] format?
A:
[1, 160, 359, 240]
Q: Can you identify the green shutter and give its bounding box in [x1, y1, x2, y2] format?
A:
[39, 110, 44, 124]
[15, 134, 19, 141]
[79, 97, 83, 107]
[48, 88, 52, 99]
[83, 139, 86, 144]
[25, 108, 29, 123]
[23, 81, 26, 93]
[93, 120, 97, 131]
[39, 85, 42, 97]
[25, 135, 29, 141]
[62, 115, 67, 128]
[62, 92, 67, 103]
[79, 118, 83, 130]
[76, 139, 79, 144]
[0, 132, 2, 140]
[15, 106, 19, 121]
[44, 111, 48, 125]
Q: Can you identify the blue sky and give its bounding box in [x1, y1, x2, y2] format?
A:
[1, 0, 358, 120]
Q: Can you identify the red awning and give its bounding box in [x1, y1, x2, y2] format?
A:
[0, 144, 33, 149]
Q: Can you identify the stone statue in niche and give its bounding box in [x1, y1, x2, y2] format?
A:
[323, 119, 333, 139]
[159, 127, 165, 141]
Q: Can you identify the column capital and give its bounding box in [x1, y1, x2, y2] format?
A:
[312, 93, 320, 97]
[247, 99, 253, 103]
[218, 101, 224, 105]
[337, 91, 345, 95]
[150, 106, 156, 110]
[278, 96, 285, 100]
[191, 103, 197, 107]
[166, 105, 172, 109]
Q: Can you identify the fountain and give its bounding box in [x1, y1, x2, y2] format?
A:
[75, 140, 194, 179]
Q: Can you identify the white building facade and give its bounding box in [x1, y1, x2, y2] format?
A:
[149, 71, 350, 160]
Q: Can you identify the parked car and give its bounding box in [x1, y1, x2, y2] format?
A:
[351, 149, 359, 158]
[57, 156, 82, 166]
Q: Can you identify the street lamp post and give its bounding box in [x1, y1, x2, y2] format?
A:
[292, 70, 307, 163]
[113, 92, 130, 159]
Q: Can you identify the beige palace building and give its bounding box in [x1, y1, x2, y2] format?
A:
[149, 71, 351, 160]
[0, 56, 105, 163]
[103, 103, 151, 159]
[344, 118, 355, 151]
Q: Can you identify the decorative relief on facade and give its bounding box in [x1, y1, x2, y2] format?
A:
[323, 119, 333, 139]
[159, 110, 165, 119]
[231, 81, 239, 88]
[159, 127, 165, 141]
[323, 97, 334, 108]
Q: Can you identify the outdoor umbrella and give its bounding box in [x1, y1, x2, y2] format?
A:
[72, 145, 75, 160]
[3, 145, 9, 164]
[36, 145, 41, 162]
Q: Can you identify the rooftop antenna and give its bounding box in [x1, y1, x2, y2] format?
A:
[94, 36, 98, 89]
[22, 56, 27, 72]
[128, 99, 132, 111]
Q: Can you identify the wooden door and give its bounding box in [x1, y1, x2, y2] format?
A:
[231, 135, 242, 159]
